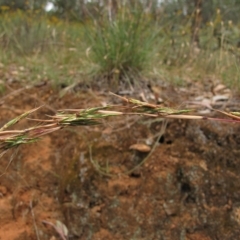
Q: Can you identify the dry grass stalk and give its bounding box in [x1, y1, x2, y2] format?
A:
[0, 93, 239, 152]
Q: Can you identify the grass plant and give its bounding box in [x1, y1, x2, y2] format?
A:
[0, 93, 240, 154]
[0, 10, 88, 87]
[0, 92, 240, 177]
[84, 9, 157, 86]
[0, 8, 239, 90]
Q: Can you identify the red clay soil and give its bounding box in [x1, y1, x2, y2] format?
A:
[0, 82, 240, 240]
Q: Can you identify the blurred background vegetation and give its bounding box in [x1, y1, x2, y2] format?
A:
[0, 0, 240, 90]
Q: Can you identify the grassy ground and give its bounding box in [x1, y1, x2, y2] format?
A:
[0, 9, 239, 90]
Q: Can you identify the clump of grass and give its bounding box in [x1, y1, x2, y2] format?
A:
[85, 8, 157, 88]
[0, 10, 89, 87]
[146, 8, 240, 89]
[0, 10, 53, 55]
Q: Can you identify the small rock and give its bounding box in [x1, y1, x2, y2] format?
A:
[145, 137, 153, 146]
[199, 160, 208, 171]
[129, 143, 151, 152]
[163, 201, 178, 216]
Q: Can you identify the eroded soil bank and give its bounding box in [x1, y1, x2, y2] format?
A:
[0, 83, 240, 240]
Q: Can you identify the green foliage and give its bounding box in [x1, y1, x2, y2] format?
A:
[0, 0, 47, 11]
[0, 1, 239, 90]
[0, 11, 88, 86]
[0, 10, 53, 55]
[85, 9, 157, 86]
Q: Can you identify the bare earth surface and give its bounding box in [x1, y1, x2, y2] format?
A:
[0, 81, 240, 240]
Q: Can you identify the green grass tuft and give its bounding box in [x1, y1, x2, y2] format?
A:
[84, 9, 158, 88]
